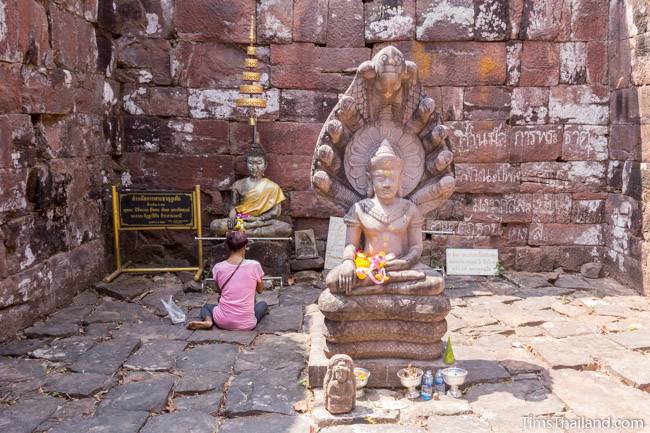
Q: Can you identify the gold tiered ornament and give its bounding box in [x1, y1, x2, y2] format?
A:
[235, 15, 267, 133]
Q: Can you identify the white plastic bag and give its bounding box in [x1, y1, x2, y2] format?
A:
[161, 296, 186, 324]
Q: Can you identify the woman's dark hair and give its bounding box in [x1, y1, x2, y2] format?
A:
[225, 230, 248, 251]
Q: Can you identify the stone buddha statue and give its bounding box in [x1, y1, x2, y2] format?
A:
[325, 140, 440, 295]
[312, 46, 455, 361]
[210, 143, 292, 238]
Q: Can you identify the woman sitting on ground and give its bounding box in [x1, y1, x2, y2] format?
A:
[187, 230, 268, 330]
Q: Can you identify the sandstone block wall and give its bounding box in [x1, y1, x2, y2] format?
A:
[0, 0, 119, 339]
[606, 0, 649, 293]
[110, 0, 639, 278]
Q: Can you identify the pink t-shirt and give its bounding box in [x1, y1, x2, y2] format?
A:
[212, 259, 264, 330]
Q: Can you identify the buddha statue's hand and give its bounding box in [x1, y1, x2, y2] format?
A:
[338, 260, 357, 294]
[385, 257, 410, 271]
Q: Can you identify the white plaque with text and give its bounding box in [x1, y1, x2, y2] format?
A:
[324, 217, 346, 270]
[446, 248, 498, 276]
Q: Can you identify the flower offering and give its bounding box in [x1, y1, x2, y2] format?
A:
[354, 250, 394, 284]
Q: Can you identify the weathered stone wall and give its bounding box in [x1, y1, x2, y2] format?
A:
[0, 0, 118, 339]
[113, 0, 622, 277]
[606, 0, 649, 294]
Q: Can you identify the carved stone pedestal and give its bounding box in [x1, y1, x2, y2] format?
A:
[309, 271, 451, 388]
[207, 240, 290, 279]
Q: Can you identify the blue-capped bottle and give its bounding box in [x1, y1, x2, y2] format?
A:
[420, 370, 433, 400]
[434, 369, 446, 394]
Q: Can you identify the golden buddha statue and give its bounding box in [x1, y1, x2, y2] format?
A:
[210, 143, 292, 238]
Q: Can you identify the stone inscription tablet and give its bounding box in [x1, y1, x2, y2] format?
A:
[324, 217, 346, 270]
[446, 248, 499, 276]
[119, 190, 194, 228]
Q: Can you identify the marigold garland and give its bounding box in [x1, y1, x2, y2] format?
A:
[354, 250, 394, 284]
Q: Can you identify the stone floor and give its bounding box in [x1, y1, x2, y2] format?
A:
[1, 271, 650, 433]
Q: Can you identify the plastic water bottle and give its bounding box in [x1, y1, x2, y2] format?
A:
[420, 370, 433, 400]
[434, 369, 446, 394]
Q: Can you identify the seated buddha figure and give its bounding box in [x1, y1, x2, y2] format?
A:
[319, 140, 449, 360]
[210, 144, 292, 238]
[325, 140, 442, 296]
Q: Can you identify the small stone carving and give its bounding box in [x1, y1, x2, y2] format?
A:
[294, 229, 319, 259]
[323, 354, 356, 414]
[210, 143, 292, 237]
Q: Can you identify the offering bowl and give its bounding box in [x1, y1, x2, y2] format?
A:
[441, 367, 468, 398]
[397, 366, 424, 399]
[354, 367, 370, 398]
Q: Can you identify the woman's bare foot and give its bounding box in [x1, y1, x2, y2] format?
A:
[186, 320, 213, 330]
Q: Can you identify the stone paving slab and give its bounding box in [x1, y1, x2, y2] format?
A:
[596, 349, 650, 391]
[513, 286, 575, 298]
[549, 369, 650, 421]
[188, 328, 257, 345]
[0, 358, 48, 399]
[554, 274, 593, 290]
[140, 285, 184, 317]
[427, 414, 492, 433]
[588, 277, 641, 296]
[0, 397, 60, 433]
[256, 305, 304, 333]
[235, 333, 307, 373]
[219, 414, 315, 433]
[278, 284, 323, 306]
[86, 299, 160, 323]
[540, 320, 599, 338]
[30, 336, 96, 363]
[124, 340, 187, 371]
[311, 389, 399, 427]
[400, 394, 471, 420]
[97, 373, 174, 413]
[23, 305, 92, 339]
[225, 368, 309, 416]
[173, 369, 229, 394]
[257, 290, 280, 306]
[0, 337, 50, 356]
[528, 334, 623, 369]
[226, 333, 308, 416]
[503, 272, 552, 288]
[466, 378, 566, 433]
[488, 303, 563, 327]
[71, 337, 140, 375]
[71, 289, 99, 306]
[320, 425, 427, 433]
[515, 295, 562, 311]
[111, 321, 192, 342]
[606, 329, 650, 351]
[496, 349, 546, 375]
[94, 275, 156, 301]
[43, 372, 113, 397]
[175, 343, 238, 373]
[139, 411, 217, 433]
[37, 397, 96, 431]
[47, 411, 149, 433]
[172, 389, 223, 414]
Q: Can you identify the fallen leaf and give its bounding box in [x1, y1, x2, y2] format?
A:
[293, 400, 308, 413]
